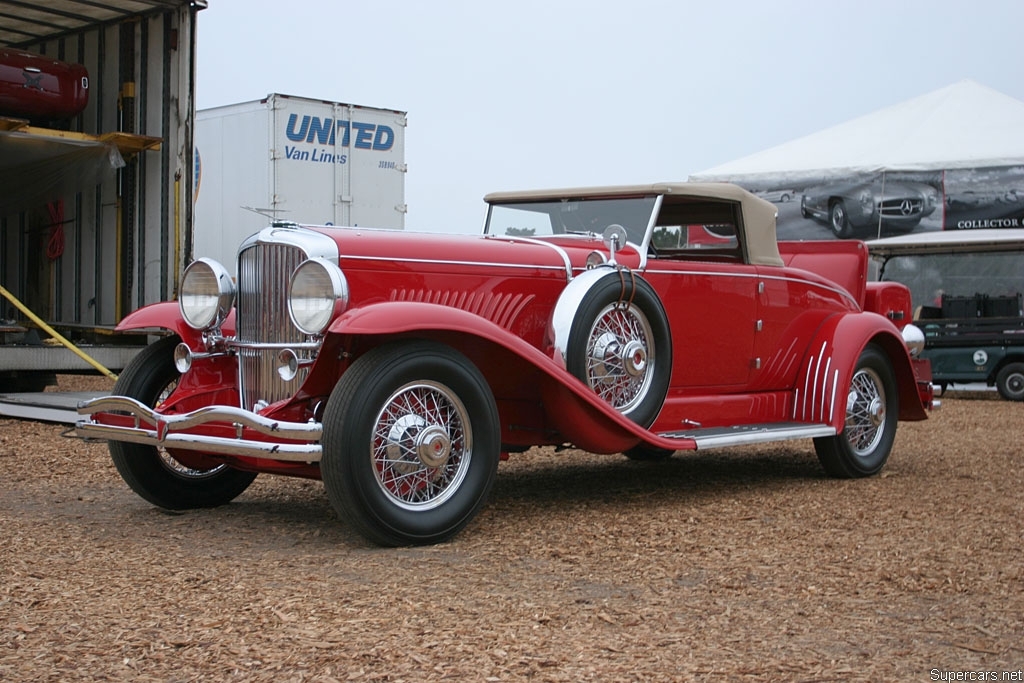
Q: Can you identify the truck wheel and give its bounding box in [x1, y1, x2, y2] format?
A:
[814, 345, 898, 478]
[566, 272, 671, 428]
[829, 200, 853, 239]
[995, 362, 1024, 401]
[321, 341, 500, 546]
[109, 336, 257, 509]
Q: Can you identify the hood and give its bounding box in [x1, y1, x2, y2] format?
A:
[305, 225, 644, 280]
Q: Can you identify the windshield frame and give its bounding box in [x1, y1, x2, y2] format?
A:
[483, 194, 661, 249]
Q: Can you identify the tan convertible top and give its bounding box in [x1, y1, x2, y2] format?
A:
[485, 182, 783, 266]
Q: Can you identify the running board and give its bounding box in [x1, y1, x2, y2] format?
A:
[658, 422, 836, 450]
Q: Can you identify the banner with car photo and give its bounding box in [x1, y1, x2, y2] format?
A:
[742, 165, 1024, 241]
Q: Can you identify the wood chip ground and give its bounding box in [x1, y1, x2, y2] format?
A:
[2, 376, 1021, 681]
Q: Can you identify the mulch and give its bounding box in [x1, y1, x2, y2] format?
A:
[2, 376, 1021, 681]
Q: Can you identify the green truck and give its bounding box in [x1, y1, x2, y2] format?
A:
[868, 229, 1024, 401]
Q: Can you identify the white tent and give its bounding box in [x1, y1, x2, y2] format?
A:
[690, 80, 1024, 185]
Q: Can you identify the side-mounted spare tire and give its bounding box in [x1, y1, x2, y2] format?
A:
[564, 270, 672, 430]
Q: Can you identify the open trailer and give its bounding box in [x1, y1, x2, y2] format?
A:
[0, 0, 202, 391]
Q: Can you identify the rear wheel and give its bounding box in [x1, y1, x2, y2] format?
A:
[108, 336, 257, 509]
[995, 362, 1024, 401]
[321, 341, 500, 546]
[814, 345, 898, 478]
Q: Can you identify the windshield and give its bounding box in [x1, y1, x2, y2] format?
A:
[878, 251, 1024, 312]
[484, 196, 658, 246]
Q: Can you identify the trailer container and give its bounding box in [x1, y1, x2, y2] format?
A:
[1, 0, 202, 391]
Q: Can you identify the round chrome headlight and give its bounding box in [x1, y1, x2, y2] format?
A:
[179, 258, 235, 330]
[288, 258, 348, 335]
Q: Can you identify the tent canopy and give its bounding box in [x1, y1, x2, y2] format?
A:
[690, 80, 1024, 186]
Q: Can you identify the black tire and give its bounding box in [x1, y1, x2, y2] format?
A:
[321, 340, 500, 546]
[995, 362, 1024, 401]
[108, 336, 257, 509]
[829, 200, 853, 239]
[623, 445, 674, 461]
[565, 272, 671, 429]
[800, 199, 811, 219]
[814, 345, 898, 478]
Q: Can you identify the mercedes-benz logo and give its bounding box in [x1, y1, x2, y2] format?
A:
[899, 199, 913, 216]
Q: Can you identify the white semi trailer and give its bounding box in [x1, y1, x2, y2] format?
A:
[194, 93, 407, 273]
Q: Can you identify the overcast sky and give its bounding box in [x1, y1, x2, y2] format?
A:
[195, 0, 1024, 233]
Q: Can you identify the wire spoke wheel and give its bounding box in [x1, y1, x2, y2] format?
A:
[844, 367, 886, 457]
[585, 303, 655, 413]
[371, 381, 472, 510]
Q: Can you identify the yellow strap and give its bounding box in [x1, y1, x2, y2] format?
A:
[0, 284, 118, 381]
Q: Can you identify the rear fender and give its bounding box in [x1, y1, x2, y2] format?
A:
[795, 312, 928, 431]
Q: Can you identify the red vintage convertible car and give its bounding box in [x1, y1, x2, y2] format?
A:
[0, 47, 89, 120]
[77, 183, 935, 546]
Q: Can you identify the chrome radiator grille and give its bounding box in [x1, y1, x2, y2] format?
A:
[236, 241, 309, 410]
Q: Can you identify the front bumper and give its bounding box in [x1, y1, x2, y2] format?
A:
[75, 396, 323, 462]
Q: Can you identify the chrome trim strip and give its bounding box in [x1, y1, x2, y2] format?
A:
[658, 423, 836, 450]
[227, 340, 321, 351]
[636, 194, 662, 271]
[829, 368, 840, 423]
[820, 354, 832, 422]
[337, 253, 568, 273]
[642, 268, 760, 278]
[77, 396, 322, 442]
[811, 343, 824, 421]
[759, 273, 861, 309]
[496, 236, 573, 282]
[642, 269, 860, 309]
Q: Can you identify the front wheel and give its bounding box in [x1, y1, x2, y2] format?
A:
[108, 336, 257, 509]
[814, 345, 898, 478]
[829, 200, 853, 239]
[996, 362, 1024, 401]
[321, 340, 501, 546]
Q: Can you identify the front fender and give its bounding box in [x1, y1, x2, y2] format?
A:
[795, 312, 927, 431]
[115, 302, 237, 345]
[327, 301, 695, 454]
